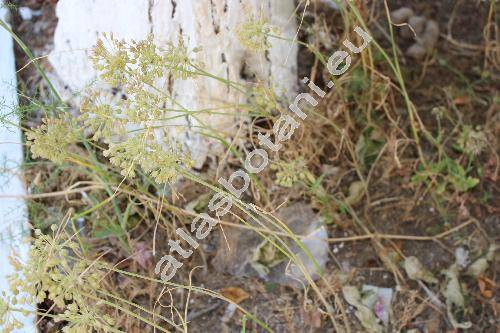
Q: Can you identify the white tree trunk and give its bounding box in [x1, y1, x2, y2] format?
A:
[49, 0, 298, 167]
[0, 2, 36, 331]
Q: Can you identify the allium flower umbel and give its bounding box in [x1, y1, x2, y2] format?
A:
[103, 133, 192, 184]
[237, 16, 278, 51]
[26, 115, 80, 164]
[91, 33, 201, 87]
[457, 125, 487, 156]
[7, 228, 116, 332]
[84, 34, 199, 184]
[0, 293, 24, 333]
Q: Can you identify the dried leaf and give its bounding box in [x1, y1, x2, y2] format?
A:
[478, 277, 494, 299]
[220, 287, 249, 304]
[468, 258, 489, 278]
[444, 265, 465, 308]
[443, 265, 472, 329]
[345, 181, 365, 206]
[131, 242, 152, 269]
[343, 286, 384, 333]
[362, 285, 393, 326]
[467, 244, 498, 277]
[404, 256, 438, 284]
[355, 127, 385, 170]
[343, 285, 362, 307]
[250, 240, 286, 278]
[301, 307, 322, 328]
[185, 193, 212, 213]
[376, 246, 401, 274]
[453, 96, 471, 105]
[252, 240, 285, 267]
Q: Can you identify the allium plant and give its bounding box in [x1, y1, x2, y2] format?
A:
[236, 15, 278, 52]
[26, 114, 80, 165]
[28, 33, 203, 184]
[5, 227, 116, 333]
[18, 18, 315, 333]
[26, 18, 281, 184]
[0, 292, 24, 333]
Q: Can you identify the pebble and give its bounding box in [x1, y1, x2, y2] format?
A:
[390, 7, 414, 24]
[18, 6, 42, 21]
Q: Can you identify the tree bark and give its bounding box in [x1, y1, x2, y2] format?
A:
[49, 0, 298, 167]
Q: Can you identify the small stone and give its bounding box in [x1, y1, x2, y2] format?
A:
[390, 7, 414, 25]
[319, 0, 342, 10]
[420, 20, 440, 49]
[361, 285, 393, 326]
[18, 7, 33, 20]
[213, 202, 329, 288]
[400, 16, 426, 39]
[409, 16, 427, 35]
[455, 247, 470, 268]
[406, 43, 427, 60]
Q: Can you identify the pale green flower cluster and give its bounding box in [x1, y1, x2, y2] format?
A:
[80, 94, 128, 140]
[272, 157, 315, 188]
[0, 292, 24, 333]
[236, 16, 278, 52]
[27, 21, 283, 183]
[103, 133, 191, 183]
[26, 115, 80, 165]
[55, 303, 115, 333]
[249, 84, 282, 116]
[85, 35, 200, 183]
[27, 34, 199, 183]
[5, 228, 115, 333]
[457, 125, 487, 156]
[91, 33, 200, 86]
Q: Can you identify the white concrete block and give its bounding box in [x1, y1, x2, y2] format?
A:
[0, 1, 36, 331]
